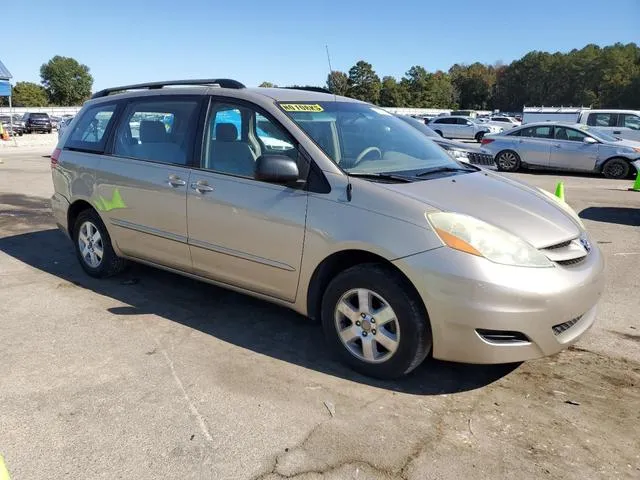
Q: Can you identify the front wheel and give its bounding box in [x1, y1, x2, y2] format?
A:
[321, 264, 432, 379]
[602, 158, 630, 179]
[496, 150, 521, 172]
[475, 132, 485, 142]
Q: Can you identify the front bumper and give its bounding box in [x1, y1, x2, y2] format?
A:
[28, 124, 51, 131]
[393, 242, 605, 364]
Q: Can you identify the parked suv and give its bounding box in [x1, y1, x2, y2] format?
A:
[428, 115, 499, 141]
[50, 79, 605, 379]
[22, 112, 53, 133]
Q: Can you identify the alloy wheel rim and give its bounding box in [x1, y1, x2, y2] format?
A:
[499, 152, 517, 169]
[78, 221, 104, 268]
[334, 288, 400, 364]
[606, 163, 623, 178]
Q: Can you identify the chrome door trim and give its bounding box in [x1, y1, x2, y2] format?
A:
[188, 238, 296, 272]
[110, 218, 188, 244]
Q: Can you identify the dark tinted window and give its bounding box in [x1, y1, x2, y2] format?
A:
[521, 126, 553, 139]
[587, 113, 617, 127]
[31, 113, 49, 119]
[554, 127, 587, 142]
[113, 98, 200, 165]
[456, 118, 471, 125]
[65, 103, 117, 153]
[620, 114, 640, 130]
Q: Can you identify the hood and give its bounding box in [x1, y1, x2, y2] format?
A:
[433, 137, 483, 152]
[612, 138, 640, 148]
[380, 171, 581, 248]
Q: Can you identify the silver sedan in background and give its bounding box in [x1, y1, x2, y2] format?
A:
[481, 122, 640, 179]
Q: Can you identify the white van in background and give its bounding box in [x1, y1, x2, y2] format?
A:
[522, 107, 640, 141]
[577, 110, 640, 142]
[522, 106, 589, 124]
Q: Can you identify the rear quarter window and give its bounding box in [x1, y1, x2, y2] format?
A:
[64, 103, 118, 153]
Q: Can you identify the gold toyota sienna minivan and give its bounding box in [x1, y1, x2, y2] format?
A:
[50, 79, 605, 379]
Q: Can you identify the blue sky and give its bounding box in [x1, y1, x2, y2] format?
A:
[3, 0, 639, 91]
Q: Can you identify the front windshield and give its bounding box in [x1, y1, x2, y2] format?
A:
[396, 115, 439, 137]
[280, 102, 458, 175]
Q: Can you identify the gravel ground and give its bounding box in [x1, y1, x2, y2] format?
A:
[0, 132, 59, 150]
[0, 147, 639, 480]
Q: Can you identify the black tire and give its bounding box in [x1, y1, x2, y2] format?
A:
[602, 158, 630, 179]
[475, 132, 485, 142]
[495, 150, 521, 172]
[321, 263, 432, 379]
[48, 129, 52, 134]
[26, 128, 31, 134]
[72, 209, 127, 278]
[434, 129, 443, 137]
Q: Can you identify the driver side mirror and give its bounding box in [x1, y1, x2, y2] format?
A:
[255, 155, 300, 185]
[583, 136, 597, 144]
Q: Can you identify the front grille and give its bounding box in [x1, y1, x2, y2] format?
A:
[552, 316, 583, 336]
[476, 329, 530, 344]
[467, 152, 495, 166]
[541, 237, 588, 265]
[543, 240, 572, 250]
[556, 257, 586, 266]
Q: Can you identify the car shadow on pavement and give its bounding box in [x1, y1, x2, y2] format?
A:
[0, 228, 520, 395]
[579, 206, 640, 227]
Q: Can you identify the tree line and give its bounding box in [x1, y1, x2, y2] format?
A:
[5, 42, 638, 110]
[263, 42, 640, 111]
[0, 56, 93, 107]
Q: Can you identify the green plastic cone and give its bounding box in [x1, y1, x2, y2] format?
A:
[630, 173, 640, 192]
[554, 181, 565, 202]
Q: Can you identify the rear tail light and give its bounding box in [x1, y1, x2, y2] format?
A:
[51, 148, 61, 168]
[481, 138, 495, 145]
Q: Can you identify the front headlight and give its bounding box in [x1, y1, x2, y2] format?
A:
[536, 188, 585, 229]
[448, 148, 469, 160]
[427, 212, 553, 267]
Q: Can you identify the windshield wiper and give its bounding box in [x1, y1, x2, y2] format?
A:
[414, 165, 476, 177]
[347, 172, 414, 183]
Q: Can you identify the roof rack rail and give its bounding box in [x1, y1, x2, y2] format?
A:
[283, 86, 332, 94]
[91, 79, 246, 99]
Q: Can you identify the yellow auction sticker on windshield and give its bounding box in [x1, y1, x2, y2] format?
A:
[280, 103, 324, 112]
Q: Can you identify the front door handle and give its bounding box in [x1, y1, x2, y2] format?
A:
[191, 181, 214, 193]
[613, 131, 621, 135]
[168, 174, 186, 187]
[553, 144, 561, 148]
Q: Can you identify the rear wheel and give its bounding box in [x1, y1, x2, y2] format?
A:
[73, 209, 127, 278]
[475, 132, 485, 142]
[602, 158, 630, 179]
[496, 150, 521, 172]
[321, 264, 431, 379]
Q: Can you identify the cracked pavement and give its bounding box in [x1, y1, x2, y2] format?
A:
[1, 144, 639, 479]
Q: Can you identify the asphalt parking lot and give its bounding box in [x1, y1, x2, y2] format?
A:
[1, 140, 639, 479]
